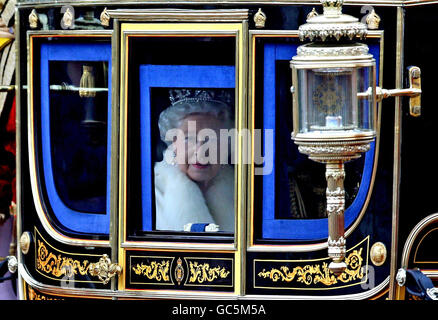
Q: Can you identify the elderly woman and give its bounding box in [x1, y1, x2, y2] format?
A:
[154, 89, 235, 233]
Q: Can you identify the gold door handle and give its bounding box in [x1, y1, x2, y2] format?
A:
[377, 66, 422, 116]
[357, 66, 422, 117]
[89, 254, 122, 285]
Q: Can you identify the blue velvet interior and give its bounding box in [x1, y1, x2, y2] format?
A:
[262, 42, 380, 240]
[139, 64, 235, 231]
[40, 43, 112, 234]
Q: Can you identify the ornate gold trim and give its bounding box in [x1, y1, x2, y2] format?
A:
[28, 286, 63, 300]
[34, 228, 105, 283]
[132, 260, 171, 282]
[36, 239, 91, 278]
[258, 248, 364, 286]
[15, 0, 413, 9]
[128, 255, 175, 286]
[253, 236, 369, 290]
[184, 257, 234, 287]
[187, 261, 231, 284]
[107, 8, 249, 22]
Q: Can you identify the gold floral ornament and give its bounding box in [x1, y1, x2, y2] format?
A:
[61, 7, 74, 29]
[257, 249, 364, 287]
[365, 9, 380, 30]
[28, 287, 63, 301]
[253, 8, 266, 29]
[132, 260, 171, 282]
[36, 240, 90, 278]
[29, 9, 39, 29]
[100, 7, 110, 27]
[89, 254, 122, 285]
[188, 261, 230, 284]
[307, 8, 319, 20]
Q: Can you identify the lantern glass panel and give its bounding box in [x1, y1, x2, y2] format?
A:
[296, 65, 375, 136]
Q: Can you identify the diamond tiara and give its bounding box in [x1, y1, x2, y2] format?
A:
[168, 89, 233, 107]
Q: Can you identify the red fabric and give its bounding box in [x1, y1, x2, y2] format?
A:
[4, 98, 15, 156]
[6, 97, 15, 133]
[0, 96, 16, 211]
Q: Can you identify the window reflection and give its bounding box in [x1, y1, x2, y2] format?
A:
[49, 61, 108, 214]
[153, 88, 235, 233]
[275, 60, 363, 220]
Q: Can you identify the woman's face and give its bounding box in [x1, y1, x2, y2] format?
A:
[173, 113, 224, 185]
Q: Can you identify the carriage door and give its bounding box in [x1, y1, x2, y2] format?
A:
[110, 9, 248, 298]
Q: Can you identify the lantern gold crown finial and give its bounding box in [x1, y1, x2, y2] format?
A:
[299, 0, 367, 42]
[321, 0, 344, 17]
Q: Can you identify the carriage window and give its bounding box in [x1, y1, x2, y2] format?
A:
[35, 39, 112, 235]
[251, 35, 381, 242]
[49, 61, 108, 213]
[123, 30, 238, 240]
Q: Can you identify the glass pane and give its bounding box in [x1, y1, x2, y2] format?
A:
[49, 61, 108, 214]
[125, 36, 236, 238]
[276, 61, 363, 220]
[356, 66, 375, 131]
[297, 65, 375, 135]
[154, 87, 235, 232]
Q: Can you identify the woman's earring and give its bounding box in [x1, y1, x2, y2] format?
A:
[171, 150, 177, 166]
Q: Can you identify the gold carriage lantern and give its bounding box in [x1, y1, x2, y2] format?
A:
[291, 0, 422, 275]
[290, 0, 421, 275]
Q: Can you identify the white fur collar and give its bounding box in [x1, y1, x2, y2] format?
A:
[154, 160, 235, 232]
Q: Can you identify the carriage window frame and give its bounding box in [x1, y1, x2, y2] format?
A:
[119, 23, 246, 248]
[28, 33, 113, 244]
[139, 64, 236, 232]
[248, 31, 383, 245]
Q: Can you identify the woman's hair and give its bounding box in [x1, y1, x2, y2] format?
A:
[158, 89, 234, 144]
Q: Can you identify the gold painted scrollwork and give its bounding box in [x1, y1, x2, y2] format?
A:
[28, 287, 63, 300]
[258, 248, 364, 286]
[188, 261, 230, 284]
[338, 249, 364, 283]
[36, 240, 90, 278]
[132, 260, 171, 282]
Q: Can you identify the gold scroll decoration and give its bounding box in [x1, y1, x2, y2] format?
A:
[187, 261, 230, 284]
[34, 229, 109, 284]
[27, 287, 63, 301]
[132, 260, 171, 282]
[258, 248, 364, 287]
[36, 239, 91, 278]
